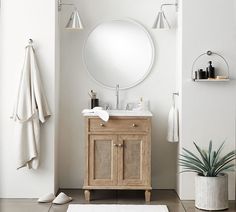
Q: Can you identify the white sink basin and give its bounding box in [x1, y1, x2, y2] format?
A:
[108, 110, 152, 117]
[83, 109, 152, 117]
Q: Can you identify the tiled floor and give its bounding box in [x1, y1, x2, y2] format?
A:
[0, 189, 235, 212]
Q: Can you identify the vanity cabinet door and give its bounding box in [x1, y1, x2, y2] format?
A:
[117, 135, 149, 186]
[88, 135, 118, 186]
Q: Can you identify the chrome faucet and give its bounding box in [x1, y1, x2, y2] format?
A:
[115, 84, 119, 110]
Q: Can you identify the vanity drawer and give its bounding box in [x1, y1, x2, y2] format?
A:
[89, 118, 149, 132]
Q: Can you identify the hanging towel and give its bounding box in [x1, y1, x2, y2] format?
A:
[167, 94, 179, 142]
[11, 45, 51, 169]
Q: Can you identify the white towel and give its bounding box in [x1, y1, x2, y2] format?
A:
[12, 45, 51, 169]
[167, 105, 179, 142]
[82, 107, 109, 122]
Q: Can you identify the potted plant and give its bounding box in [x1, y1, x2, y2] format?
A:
[179, 141, 236, 210]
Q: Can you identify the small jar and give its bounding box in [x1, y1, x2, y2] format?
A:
[198, 69, 205, 79]
[194, 71, 198, 80]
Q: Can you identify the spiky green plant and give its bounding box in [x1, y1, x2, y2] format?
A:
[179, 141, 236, 177]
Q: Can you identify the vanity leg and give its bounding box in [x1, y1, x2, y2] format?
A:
[84, 190, 91, 201]
[145, 190, 151, 202]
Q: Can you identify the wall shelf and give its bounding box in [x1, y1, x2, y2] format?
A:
[191, 50, 230, 81]
[194, 79, 230, 82]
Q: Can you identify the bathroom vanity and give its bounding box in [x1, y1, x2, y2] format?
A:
[83, 111, 152, 202]
[82, 19, 154, 202]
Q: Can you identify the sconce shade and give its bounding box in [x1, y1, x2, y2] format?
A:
[65, 10, 83, 29]
[152, 11, 170, 29]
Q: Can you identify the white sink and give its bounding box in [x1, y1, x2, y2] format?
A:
[83, 109, 152, 117]
[108, 110, 152, 117]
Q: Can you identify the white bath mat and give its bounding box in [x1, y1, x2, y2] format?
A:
[67, 204, 169, 212]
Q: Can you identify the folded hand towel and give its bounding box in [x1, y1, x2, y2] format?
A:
[82, 107, 109, 122]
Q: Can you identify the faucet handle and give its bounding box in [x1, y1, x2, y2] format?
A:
[104, 103, 111, 110]
[126, 103, 133, 110]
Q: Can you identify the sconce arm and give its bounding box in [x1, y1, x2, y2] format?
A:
[58, 0, 76, 11]
[160, 3, 178, 11]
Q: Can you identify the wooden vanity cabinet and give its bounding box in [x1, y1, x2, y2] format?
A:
[83, 116, 152, 202]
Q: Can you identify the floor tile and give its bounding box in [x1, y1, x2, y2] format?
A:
[85, 190, 117, 203]
[59, 189, 117, 203]
[55, 189, 185, 212]
[165, 203, 186, 212]
[50, 204, 68, 212]
[151, 189, 181, 203]
[182, 200, 236, 212]
[117, 190, 145, 204]
[3, 190, 236, 212]
[0, 199, 51, 212]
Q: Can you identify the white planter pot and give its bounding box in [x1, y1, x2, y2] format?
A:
[195, 174, 228, 210]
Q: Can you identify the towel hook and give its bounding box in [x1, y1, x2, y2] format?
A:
[28, 39, 33, 45]
[172, 92, 179, 107]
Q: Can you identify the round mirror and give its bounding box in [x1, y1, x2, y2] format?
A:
[83, 20, 155, 89]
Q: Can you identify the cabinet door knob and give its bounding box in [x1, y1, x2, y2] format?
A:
[113, 144, 118, 147]
[100, 123, 105, 127]
[118, 144, 123, 147]
[132, 123, 137, 128]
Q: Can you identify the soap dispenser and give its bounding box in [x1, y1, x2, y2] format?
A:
[89, 90, 99, 109]
[134, 97, 149, 111]
[139, 97, 144, 110]
[207, 61, 215, 79]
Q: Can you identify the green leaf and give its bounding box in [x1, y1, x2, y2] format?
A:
[214, 151, 236, 170]
[182, 148, 203, 163]
[215, 164, 236, 176]
[193, 142, 210, 170]
[208, 140, 212, 165]
[179, 157, 207, 172]
[179, 140, 236, 177]
[179, 170, 202, 175]
[179, 161, 205, 174]
[212, 141, 225, 165]
[214, 157, 236, 175]
[180, 153, 203, 164]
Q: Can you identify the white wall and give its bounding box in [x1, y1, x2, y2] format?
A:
[58, 0, 178, 189]
[0, 0, 59, 198]
[1, 0, 234, 200]
[54, 2, 61, 194]
[177, 0, 236, 200]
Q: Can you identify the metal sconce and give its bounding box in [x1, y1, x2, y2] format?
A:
[153, 1, 178, 29]
[58, 0, 84, 30]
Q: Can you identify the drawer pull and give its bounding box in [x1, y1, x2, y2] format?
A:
[100, 123, 105, 127]
[132, 123, 137, 128]
[118, 144, 123, 147]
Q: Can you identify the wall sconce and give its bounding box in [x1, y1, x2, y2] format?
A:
[58, 0, 84, 30]
[153, 1, 178, 29]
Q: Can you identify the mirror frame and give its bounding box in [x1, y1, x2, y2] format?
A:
[83, 19, 155, 90]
